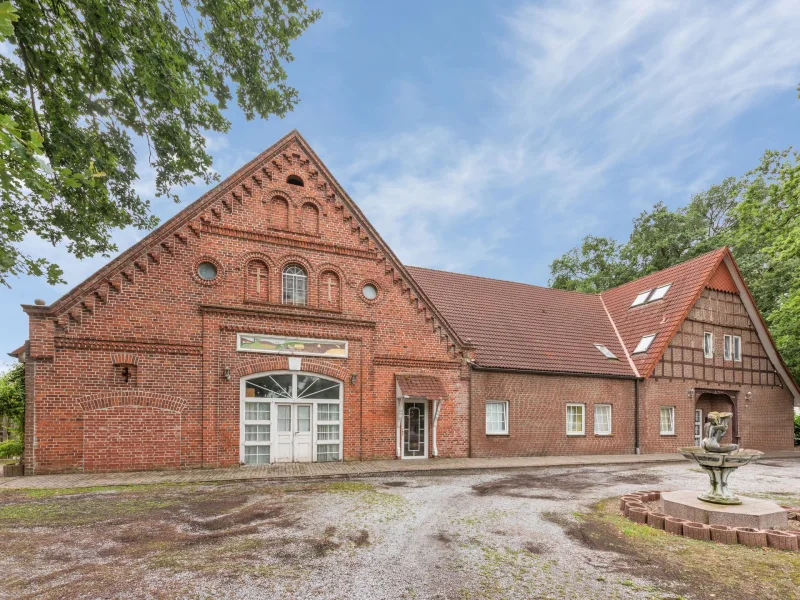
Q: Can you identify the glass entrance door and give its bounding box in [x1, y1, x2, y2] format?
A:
[403, 401, 427, 458]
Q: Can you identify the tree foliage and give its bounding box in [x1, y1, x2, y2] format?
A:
[549, 151, 800, 382]
[0, 0, 319, 286]
[0, 362, 24, 458]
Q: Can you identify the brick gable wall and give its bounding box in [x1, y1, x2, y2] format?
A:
[24, 138, 468, 473]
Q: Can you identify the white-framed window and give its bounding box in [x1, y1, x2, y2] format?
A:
[633, 333, 656, 354]
[566, 403, 585, 435]
[593, 344, 618, 360]
[242, 400, 271, 465]
[733, 335, 741, 361]
[282, 264, 308, 305]
[630, 283, 672, 307]
[704, 332, 714, 358]
[631, 290, 651, 307]
[649, 283, 671, 302]
[660, 406, 675, 435]
[594, 404, 612, 435]
[316, 402, 341, 462]
[486, 401, 509, 435]
[724, 334, 732, 360]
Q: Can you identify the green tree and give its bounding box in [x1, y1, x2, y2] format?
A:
[0, 362, 25, 458]
[0, 0, 319, 286]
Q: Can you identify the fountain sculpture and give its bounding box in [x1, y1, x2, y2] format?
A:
[679, 411, 762, 505]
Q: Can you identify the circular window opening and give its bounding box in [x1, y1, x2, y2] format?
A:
[362, 283, 378, 300]
[197, 261, 218, 281]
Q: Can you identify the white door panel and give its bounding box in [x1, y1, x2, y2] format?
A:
[276, 404, 293, 462]
[294, 404, 312, 462]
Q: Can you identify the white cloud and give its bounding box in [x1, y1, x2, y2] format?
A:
[336, 0, 800, 275]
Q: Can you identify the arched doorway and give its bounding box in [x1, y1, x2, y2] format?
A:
[240, 371, 343, 465]
[694, 392, 735, 446]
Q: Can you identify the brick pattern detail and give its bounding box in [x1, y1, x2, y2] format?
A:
[76, 391, 187, 413]
[110, 352, 139, 366]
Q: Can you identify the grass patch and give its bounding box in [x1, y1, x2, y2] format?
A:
[573, 498, 800, 600]
[0, 483, 170, 498]
[0, 496, 174, 525]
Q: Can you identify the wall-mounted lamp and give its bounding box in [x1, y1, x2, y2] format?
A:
[224, 367, 231, 381]
[745, 392, 752, 401]
[350, 374, 358, 385]
[687, 388, 694, 398]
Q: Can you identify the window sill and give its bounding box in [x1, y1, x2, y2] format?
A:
[486, 433, 510, 437]
[660, 433, 677, 437]
[566, 433, 586, 437]
[594, 433, 612, 437]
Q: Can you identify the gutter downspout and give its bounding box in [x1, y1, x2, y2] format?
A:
[634, 379, 640, 455]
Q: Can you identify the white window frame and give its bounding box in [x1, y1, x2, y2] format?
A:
[485, 400, 509, 435]
[660, 406, 675, 435]
[240, 371, 343, 465]
[703, 332, 714, 359]
[733, 335, 742, 362]
[648, 283, 671, 302]
[631, 290, 651, 307]
[723, 334, 732, 361]
[566, 403, 585, 436]
[633, 333, 656, 354]
[594, 404, 612, 435]
[282, 264, 308, 305]
[593, 344, 618, 360]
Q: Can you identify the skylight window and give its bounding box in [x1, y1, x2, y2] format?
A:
[633, 334, 656, 354]
[631, 290, 651, 307]
[630, 283, 672, 307]
[649, 283, 671, 301]
[593, 344, 618, 360]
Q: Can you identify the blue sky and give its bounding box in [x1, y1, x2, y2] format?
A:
[2, 0, 800, 364]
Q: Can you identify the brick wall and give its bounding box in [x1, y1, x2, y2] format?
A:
[23, 137, 468, 473]
[469, 370, 636, 457]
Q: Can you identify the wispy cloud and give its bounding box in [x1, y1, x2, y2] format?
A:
[337, 0, 800, 274]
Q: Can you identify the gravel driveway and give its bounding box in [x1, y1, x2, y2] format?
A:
[1, 459, 799, 599]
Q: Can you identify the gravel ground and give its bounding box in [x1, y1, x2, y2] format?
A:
[1, 459, 799, 599]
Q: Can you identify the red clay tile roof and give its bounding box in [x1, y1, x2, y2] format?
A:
[406, 267, 635, 377]
[396, 374, 449, 400]
[600, 248, 727, 378]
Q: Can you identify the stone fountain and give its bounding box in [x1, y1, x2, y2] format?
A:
[660, 411, 787, 530]
[678, 411, 762, 505]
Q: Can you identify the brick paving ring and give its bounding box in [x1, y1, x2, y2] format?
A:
[618, 491, 800, 551]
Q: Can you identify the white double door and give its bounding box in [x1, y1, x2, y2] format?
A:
[275, 403, 312, 463]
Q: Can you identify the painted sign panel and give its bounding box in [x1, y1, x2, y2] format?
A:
[237, 333, 348, 358]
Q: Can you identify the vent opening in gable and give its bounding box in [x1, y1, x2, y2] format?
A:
[287, 175, 304, 187]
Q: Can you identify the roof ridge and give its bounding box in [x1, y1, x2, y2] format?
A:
[407, 265, 598, 297]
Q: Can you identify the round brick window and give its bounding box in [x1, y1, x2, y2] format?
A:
[197, 261, 218, 281]
[362, 283, 378, 300]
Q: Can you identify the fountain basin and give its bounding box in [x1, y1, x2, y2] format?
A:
[678, 447, 763, 505]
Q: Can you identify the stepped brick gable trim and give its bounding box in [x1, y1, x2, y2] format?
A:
[77, 391, 187, 413]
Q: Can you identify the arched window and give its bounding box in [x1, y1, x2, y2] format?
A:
[246, 260, 269, 303]
[301, 202, 320, 235]
[282, 264, 307, 305]
[271, 197, 289, 230]
[287, 174, 304, 187]
[319, 270, 340, 310]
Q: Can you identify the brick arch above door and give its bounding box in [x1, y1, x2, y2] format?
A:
[234, 355, 348, 381]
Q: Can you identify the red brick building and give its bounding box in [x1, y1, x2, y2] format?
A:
[13, 131, 799, 474]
